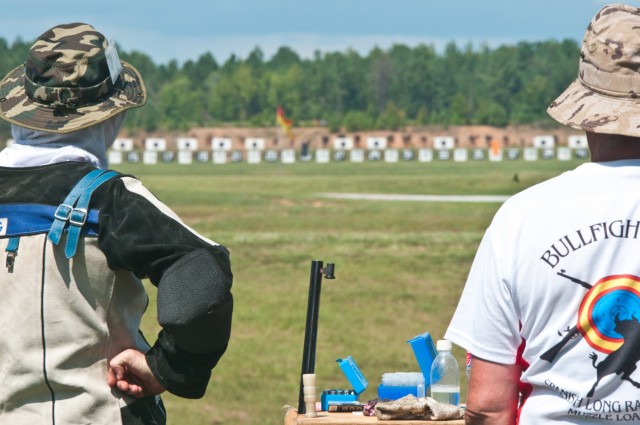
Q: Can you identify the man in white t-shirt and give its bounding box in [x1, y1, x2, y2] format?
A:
[445, 4, 640, 424]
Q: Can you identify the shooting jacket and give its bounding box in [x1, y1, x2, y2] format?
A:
[0, 162, 233, 425]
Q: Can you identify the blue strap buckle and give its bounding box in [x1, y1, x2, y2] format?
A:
[54, 204, 74, 221]
[52, 169, 119, 259]
[69, 208, 88, 227]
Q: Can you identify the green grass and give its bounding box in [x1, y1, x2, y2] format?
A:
[111, 158, 586, 425]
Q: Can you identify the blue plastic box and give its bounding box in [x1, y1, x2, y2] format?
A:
[378, 385, 420, 400]
[407, 332, 437, 386]
[377, 371, 425, 400]
[320, 356, 368, 411]
[376, 333, 436, 400]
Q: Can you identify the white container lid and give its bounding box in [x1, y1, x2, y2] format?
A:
[437, 339, 452, 351]
[381, 372, 424, 386]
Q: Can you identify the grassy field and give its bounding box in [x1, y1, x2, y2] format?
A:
[110, 158, 586, 425]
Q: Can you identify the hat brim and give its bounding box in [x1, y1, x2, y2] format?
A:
[547, 79, 640, 137]
[0, 60, 146, 133]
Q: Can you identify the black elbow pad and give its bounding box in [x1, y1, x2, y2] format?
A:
[157, 248, 233, 354]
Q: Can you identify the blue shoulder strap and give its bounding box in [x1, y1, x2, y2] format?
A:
[63, 170, 118, 259]
[47, 169, 119, 259]
[47, 169, 106, 245]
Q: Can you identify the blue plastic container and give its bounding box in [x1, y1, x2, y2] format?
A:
[377, 371, 425, 400]
[378, 385, 419, 399]
[407, 332, 438, 386]
[320, 357, 368, 411]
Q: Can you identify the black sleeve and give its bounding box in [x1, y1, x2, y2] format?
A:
[96, 177, 233, 398]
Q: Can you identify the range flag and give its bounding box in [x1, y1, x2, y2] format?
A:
[490, 138, 501, 156]
[276, 105, 294, 141]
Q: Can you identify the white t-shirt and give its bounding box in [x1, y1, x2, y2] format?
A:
[446, 160, 640, 424]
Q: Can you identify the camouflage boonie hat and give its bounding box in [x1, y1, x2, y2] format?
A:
[0, 23, 146, 133]
[548, 4, 640, 137]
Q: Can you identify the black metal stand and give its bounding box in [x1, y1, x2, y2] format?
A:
[297, 260, 335, 413]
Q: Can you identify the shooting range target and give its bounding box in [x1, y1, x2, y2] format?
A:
[577, 275, 640, 354]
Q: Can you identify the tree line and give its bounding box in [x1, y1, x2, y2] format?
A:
[0, 37, 579, 136]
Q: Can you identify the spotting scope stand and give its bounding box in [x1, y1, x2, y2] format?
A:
[297, 260, 336, 414]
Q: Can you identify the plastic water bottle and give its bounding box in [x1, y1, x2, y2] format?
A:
[429, 339, 460, 405]
[465, 351, 472, 404]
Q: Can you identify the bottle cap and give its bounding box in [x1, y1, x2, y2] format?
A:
[437, 339, 452, 351]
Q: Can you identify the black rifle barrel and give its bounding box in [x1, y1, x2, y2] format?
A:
[297, 260, 324, 414]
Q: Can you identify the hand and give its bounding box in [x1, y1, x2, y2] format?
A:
[107, 349, 166, 398]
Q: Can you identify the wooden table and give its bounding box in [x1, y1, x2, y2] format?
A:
[284, 409, 465, 425]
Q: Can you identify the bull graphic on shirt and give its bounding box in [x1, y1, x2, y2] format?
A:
[586, 314, 640, 397]
[540, 272, 640, 397]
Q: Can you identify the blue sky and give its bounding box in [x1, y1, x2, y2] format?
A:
[1, 0, 623, 65]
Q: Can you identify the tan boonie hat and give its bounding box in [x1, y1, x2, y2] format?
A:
[0, 22, 146, 133]
[548, 4, 640, 137]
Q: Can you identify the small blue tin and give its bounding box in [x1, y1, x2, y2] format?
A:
[320, 356, 368, 411]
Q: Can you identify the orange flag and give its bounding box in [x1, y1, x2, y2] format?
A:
[276, 105, 293, 140]
[490, 138, 501, 156]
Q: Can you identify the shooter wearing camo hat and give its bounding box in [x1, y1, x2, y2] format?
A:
[0, 23, 233, 425]
[444, 4, 640, 424]
[0, 22, 146, 133]
[547, 4, 640, 137]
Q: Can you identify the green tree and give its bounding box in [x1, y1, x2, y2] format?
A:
[415, 105, 430, 126]
[376, 102, 406, 130]
[237, 64, 263, 120]
[510, 75, 555, 125]
[158, 76, 203, 130]
[473, 100, 509, 127]
[343, 110, 374, 131]
[268, 46, 301, 71]
[207, 73, 236, 121]
[448, 92, 470, 125]
[368, 53, 395, 114]
[182, 52, 219, 88]
[390, 43, 437, 118]
[245, 47, 265, 76]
